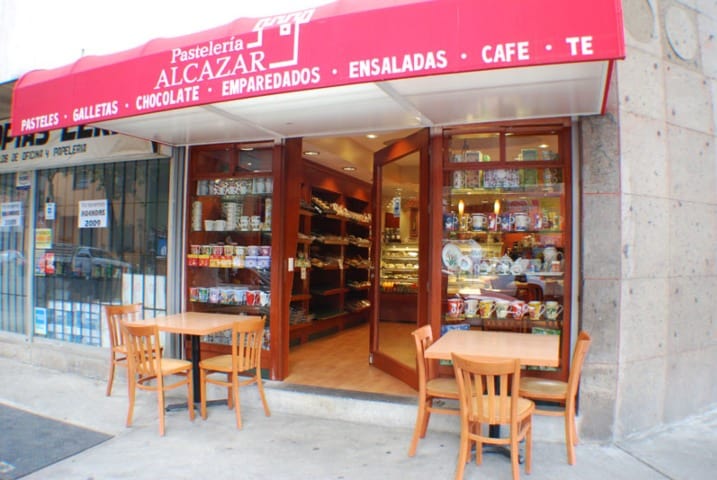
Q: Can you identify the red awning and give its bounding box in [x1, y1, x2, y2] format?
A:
[11, 0, 624, 143]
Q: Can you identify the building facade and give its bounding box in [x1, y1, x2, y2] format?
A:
[1, 0, 716, 442]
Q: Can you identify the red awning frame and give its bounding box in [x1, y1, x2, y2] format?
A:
[11, 0, 624, 144]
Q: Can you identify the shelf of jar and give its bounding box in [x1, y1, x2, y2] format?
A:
[448, 186, 563, 197]
[310, 287, 349, 296]
[443, 315, 562, 330]
[448, 229, 563, 237]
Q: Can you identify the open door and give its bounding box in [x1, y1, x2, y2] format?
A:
[370, 129, 429, 388]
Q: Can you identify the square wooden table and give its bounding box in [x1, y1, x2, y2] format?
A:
[425, 328, 560, 450]
[131, 312, 237, 402]
[425, 329, 559, 367]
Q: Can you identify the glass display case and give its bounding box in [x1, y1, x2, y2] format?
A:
[186, 144, 274, 350]
[441, 126, 571, 374]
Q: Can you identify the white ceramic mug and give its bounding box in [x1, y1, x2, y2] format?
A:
[545, 301, 563, 320]
[495, 300, 510, 319]
[514, 212, 530, 231]
[471, 213, 487, 231]
[464, 298, 479, 317]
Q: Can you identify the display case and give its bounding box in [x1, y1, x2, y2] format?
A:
[289, 162, 372, 344]
[441, 125, 572, 377]
[185, 143, 275, 354]
[380, 242, 419, 294]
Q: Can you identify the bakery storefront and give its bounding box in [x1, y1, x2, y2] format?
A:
[9, 1, 624, 393]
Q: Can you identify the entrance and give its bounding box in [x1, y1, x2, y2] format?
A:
[283, 128, 428, 394]
[370, 129, 429, 389]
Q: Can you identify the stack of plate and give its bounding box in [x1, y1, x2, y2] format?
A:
[223, 201, 242, 230]
[191, 201, 202, 231]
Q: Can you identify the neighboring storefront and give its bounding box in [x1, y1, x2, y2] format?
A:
[0, 121, 173, 349]
[4, 0, 716, 444]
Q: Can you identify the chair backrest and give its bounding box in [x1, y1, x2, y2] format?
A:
[566, 331, 592, 401]
[231, 316, 266, 373]
[411, 325, 434, 387]
[105, 304, 142, 350]
[122, 322, 163, 379]
[452, 353, 522, 425]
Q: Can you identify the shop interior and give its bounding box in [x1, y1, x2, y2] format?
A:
[283, 128, 422, 397]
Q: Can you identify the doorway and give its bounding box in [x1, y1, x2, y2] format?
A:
[283, 128, 428, 395]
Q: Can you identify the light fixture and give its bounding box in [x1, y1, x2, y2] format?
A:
[538, 144, 549, 149]
[494, 199, 501, 215]
[458, 199, 465, 217]
[342, 166, 356, 172]
[366, 133, 377, 139]
[303, 150, 320, 156]
[240, 146, 254, 151]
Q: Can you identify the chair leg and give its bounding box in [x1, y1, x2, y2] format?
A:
[565, 406, 576, 465]
[473, 423, 482, 465]
[256, 374, 271, 417]
[106, 357, 116, 396]
[408, 396, 428, 456]
[187, 371, 195, 421]
[525, 419, 533, 474]
[200, 368, 208, 420]
[455, 421, 469, 480]
[233, 376, 242, 430]
[157, 387, 166, 436]
[227, 372, 233, 408]
[510, 429, 520, 480]
[126, 377, 136, 427]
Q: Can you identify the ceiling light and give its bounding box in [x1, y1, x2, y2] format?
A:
[342, 166, 356, 172]
[303, 150, 320, 156]
[538, 144, 549, 149]
[240, 146, 254, 151]
[366, 133, 378, 139]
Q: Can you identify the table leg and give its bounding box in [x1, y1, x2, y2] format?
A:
[190, 334, 201, 401]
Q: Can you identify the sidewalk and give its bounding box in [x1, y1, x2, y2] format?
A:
[1, 356, 715, 480]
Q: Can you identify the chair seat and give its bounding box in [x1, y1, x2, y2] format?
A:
[520, 377, 568, 399]
[160, 358, 192, 375]
[199, 354, 232, 372]
[426, 377, 459, 397]
[469, 396, 534, 424]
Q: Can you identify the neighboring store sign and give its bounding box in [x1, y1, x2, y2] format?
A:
[1, 201, 23, 227]
[0, 120, 158, 172]
[35, 228, 53, 249]
[78, 199, 108, 228]
[45, 202, 56, 220]
[11, 0, 625, 135]
[35, 307, 48, 335]
[16, 171, 31, 189]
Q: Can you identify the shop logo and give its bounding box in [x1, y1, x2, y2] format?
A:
[250, 9, 315, 69]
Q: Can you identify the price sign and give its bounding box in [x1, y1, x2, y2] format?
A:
[78, 199, 108, 228]
[1, 201, 23, 227]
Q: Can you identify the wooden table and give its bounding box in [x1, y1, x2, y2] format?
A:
[425, 329, 559, 450]
[425, 329, 559, 367]
[131, 312, 237, 402]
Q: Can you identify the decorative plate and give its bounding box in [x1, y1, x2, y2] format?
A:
[441, 243, 462, 271]
[458, 255, 473, 272]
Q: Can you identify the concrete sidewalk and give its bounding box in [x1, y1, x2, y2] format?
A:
[1, 356, 715, 480]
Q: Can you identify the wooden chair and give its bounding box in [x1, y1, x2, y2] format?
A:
[199, 316, 270, 429]
[408, 325, 459, 457]
[104, 303, 142, 396]
[121, 322, 194, 436]
[519, 331, 592, 465]
[451, 353, 535, 480]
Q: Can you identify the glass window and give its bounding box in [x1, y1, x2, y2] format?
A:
[0, 173, 29, 334]
[33, 159, 170, 346]
[441, 125, 570, 378]
[448, 133, 499, 163]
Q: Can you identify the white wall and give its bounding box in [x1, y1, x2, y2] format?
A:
[0, 0, 335, 82]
